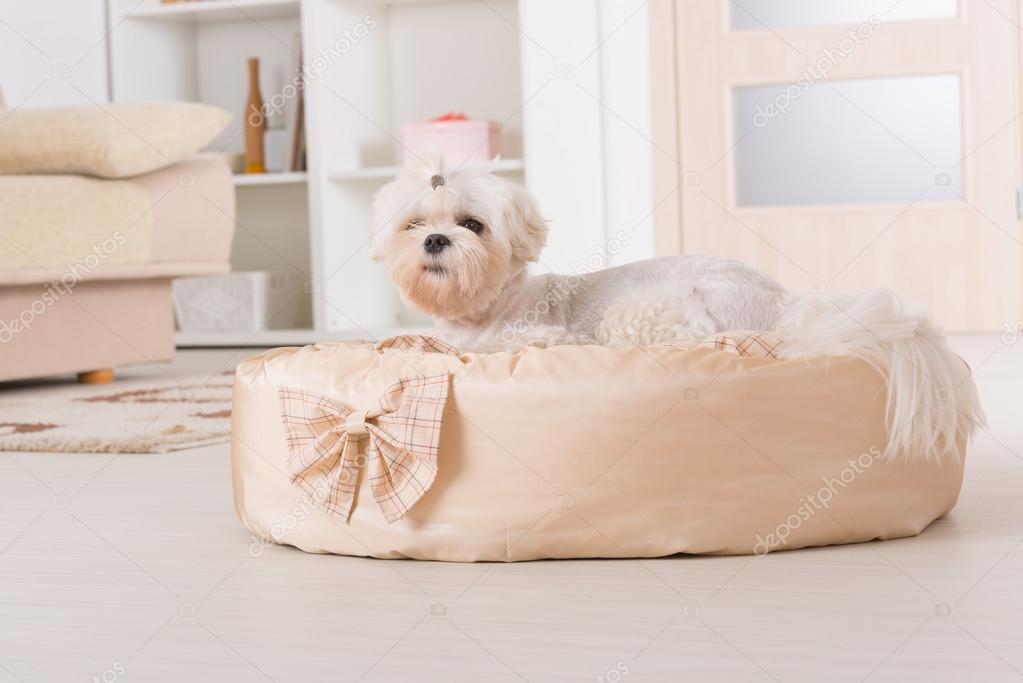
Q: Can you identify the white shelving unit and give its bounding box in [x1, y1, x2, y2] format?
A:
[126, 0, 300, 23]
[328, 159, 525, 182]
[233, 171, 307, 186]
[106, 0, 611, 347]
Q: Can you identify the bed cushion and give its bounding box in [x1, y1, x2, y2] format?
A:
[0, 101, 230, 179]
[231, 335, 968, 561]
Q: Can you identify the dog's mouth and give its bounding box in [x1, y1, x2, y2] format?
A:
[422, 264, 447, 276]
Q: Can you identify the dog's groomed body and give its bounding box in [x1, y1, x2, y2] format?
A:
[435, 255, 791, 351]
[371, 157, 792, 352]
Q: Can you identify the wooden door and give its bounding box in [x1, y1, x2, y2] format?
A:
[656, 0, 1023, 331]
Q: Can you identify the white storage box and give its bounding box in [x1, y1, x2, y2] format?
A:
[173, 271, 301, 333]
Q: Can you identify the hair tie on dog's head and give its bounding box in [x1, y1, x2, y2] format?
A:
[431, 174, 446, 190]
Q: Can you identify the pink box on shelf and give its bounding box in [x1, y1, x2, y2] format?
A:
[401, 113, 501, 166]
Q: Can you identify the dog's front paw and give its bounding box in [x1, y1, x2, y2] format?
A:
[487, 324, 593, 353]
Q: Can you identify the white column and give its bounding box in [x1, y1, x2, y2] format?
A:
[518, 0, 607, 274]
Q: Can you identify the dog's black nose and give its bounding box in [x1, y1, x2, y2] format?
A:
[423, 234, 451, 254]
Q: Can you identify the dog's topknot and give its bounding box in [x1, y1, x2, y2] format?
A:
[430, 174, 446, 190]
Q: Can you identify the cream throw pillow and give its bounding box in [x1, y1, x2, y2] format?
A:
[0, 101, 231, 179]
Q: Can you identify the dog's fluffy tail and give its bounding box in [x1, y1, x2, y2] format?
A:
[775, 290, 985, 462]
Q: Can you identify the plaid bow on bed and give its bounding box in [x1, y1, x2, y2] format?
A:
[278, 374, 449, 523]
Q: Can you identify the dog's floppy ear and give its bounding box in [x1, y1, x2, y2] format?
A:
[505, 184, 548, 263]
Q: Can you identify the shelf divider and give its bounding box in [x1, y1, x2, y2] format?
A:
[128, 0, 300, 23]
[328, 158, 525, 182]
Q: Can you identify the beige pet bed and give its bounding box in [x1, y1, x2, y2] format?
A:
[231, 331, 972, 561]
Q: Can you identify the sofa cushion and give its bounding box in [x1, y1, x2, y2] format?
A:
[0, 175, 154, 271]
[0, 101, 231, 179]
[0, 157, 235, 284]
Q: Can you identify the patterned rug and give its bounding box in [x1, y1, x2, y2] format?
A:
[0, 374, 233, 453]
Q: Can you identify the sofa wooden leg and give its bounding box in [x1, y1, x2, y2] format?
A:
[77, 368, 115, 384]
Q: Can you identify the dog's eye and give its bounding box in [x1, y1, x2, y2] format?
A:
[458, 218, 485, 234]
[405, 219, 425, 230]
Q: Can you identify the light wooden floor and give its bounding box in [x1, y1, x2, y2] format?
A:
[1, 337, 1021, 683]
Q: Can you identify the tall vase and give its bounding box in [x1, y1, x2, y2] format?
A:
[244, 57, 267, 174]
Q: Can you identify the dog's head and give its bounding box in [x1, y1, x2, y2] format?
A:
[370, 155, 547, 321]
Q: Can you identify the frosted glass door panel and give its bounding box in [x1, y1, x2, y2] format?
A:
[731, 0, 957, 30]
[732, 74, 962, 206]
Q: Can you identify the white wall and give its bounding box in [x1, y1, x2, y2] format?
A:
[518, 0, 655, 273]
[518, 0, 607, 274]
[388, 0, 524, 161]
[597, 0, 655, 266]
[0, 0, 109, 108]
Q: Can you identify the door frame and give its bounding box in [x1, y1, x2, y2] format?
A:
[650, 0, 682, 256]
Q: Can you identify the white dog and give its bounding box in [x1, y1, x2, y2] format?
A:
[370, 157, 792, 352]
[370, 157, 985, 463]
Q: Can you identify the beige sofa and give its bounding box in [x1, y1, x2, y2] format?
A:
[0, 157, 235, 383]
